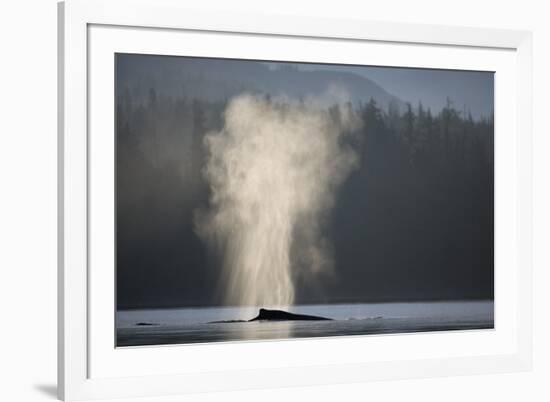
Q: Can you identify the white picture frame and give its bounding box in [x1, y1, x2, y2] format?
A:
[58, 0, 533, 400]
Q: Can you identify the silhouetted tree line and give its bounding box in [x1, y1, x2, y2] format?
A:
[357, 97, 493, 200]
[116, 89, 494, 308]
[329, 97, 493, 302]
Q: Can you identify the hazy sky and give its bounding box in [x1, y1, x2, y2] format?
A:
[265, 62, 494, 119]
[117, 54, 494, 120]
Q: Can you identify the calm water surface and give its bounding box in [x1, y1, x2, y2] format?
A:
[117, 301, 493, 347]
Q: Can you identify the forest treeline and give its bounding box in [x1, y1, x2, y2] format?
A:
[116, 89, 494, 308]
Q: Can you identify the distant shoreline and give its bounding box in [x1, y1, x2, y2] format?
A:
[117, 299, 494, 312]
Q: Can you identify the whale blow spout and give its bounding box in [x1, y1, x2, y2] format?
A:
[249, 308, 332, 322]
[195, 93, 360, 308]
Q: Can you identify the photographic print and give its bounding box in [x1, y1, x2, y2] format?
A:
[115, 54, 494, 347]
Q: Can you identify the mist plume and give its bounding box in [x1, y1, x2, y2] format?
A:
[195, 91, 360, 308]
